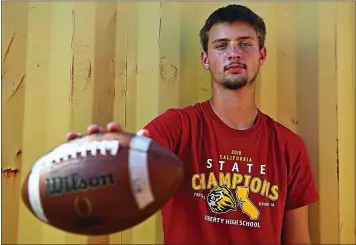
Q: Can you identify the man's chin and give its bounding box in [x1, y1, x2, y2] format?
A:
[221, 78, 249, 90]
[221, 82, 247, 90]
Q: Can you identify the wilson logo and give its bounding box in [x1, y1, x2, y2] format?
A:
[45, 173, 115, 196]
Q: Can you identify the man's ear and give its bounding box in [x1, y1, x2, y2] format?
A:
[259, 47, 267, 66]
[200, 50, 210, 70]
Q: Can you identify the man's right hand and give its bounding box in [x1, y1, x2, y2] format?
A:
[66, 122, 149, 141]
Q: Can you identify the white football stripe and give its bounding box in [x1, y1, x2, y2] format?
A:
[128, 136, 155, 209]
[28, 157, 48, 223]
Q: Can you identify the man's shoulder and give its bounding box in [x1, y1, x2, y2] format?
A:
[142, 101, 207, 151]
[262, 112, 307, 153]
[144, 101, 207, 131]
[158, 101, 207, 119]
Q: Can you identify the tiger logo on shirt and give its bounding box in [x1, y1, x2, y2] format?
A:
[207, 185, 237, 214]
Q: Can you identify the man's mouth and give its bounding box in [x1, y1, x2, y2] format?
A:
[225, 63, 246, 72]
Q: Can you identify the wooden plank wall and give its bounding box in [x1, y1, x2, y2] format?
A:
[2, 2, 355, 244]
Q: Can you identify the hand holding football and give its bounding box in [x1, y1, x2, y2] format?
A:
[21, 130, 184, 235]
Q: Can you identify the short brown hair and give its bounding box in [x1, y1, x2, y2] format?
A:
[199, 4, 266, 52]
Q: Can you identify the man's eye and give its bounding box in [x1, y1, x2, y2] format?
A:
[216, 43, 227, 49]
[240, 42, 252, 47]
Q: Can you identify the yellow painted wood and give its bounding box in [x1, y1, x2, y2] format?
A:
[315, 3, 339, 243]
[197, 2, 221, 102]
[16, 2, 53, 244]
[2, 2, 355, 244]
[2, 2, 28, 244]
[115, 2, 139, 134]
[336, 2, 356, 244]
[274, 2, 299, 132]
[242, 2, 279, 120]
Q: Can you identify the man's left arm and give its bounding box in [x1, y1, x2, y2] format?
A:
[282, 138, 320, 244]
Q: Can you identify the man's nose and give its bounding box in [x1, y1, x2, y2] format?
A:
[228, 45, 242, 60]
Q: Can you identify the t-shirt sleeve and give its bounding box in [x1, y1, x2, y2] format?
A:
[142, 109, 182, 153]
[285, 137, 320, 210]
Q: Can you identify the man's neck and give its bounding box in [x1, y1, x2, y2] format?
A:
[209, 84, 258, 130]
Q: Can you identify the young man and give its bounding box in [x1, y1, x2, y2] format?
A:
[68, 4, 319, 244]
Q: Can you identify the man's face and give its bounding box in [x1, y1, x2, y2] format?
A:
[201, 21, 266, 90]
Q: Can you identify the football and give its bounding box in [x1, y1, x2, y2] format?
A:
[21, 132, 184, 235]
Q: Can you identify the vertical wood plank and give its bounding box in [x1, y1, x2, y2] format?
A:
[294, 3, 323, 243]
[315, 2, 339, 244]
[158, 2, 181, 114]
[91, 2, 117, 130]
[70, 2, 96, 134]
[196, 2, 221, 102]
[1, 2, 28, 244]
[247, 2, 279, 120]
[179, 2, 200, 107]
[135, 2, 161, 128]
[17, 2, 51, 244]
[337, 2, 356, 244]
[276, 3, 298, 132]
[112, 1, 130, 132]
[121, 2, 139, 134]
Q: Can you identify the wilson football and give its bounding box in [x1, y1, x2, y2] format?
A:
[21, 132, 184, 235]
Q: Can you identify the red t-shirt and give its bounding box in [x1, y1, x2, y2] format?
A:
[143, 100, 319, 244]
